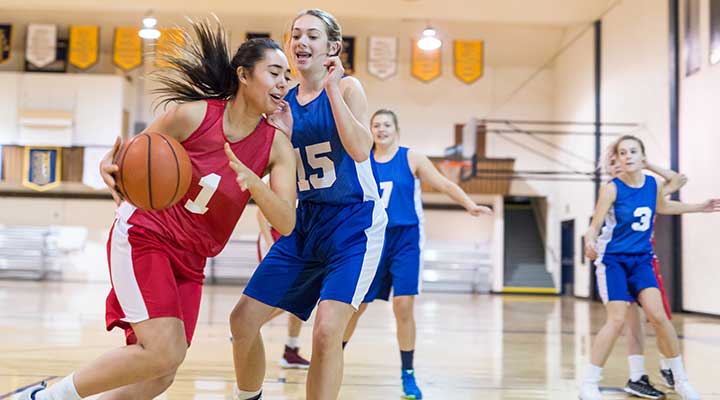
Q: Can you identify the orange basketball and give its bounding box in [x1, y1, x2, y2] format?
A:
[114, 132, 192, 211]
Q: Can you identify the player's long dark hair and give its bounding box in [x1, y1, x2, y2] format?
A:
[153, 18, 282, 107]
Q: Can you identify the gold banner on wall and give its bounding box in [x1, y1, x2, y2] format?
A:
[22, 147, 62, 192]
[69, 26, 99, 69]
[411, 42, 441, 82]
[454, 40, 483, 84]
[113, 27, 142, 71]
[155, 28, 185, 68]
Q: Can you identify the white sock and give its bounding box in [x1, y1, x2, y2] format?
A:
[583, 364, 603, 384]
[36, 374, 82, 400]
[667, 356, 688, 382]
[659, 357, 670, 370]
[233, 385, 262, 400]
[628, 355, 646, 381]
[286, 336, 300, 349]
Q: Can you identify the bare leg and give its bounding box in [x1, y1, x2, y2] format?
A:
[342, 302, 369, 344]
[590, 301, 630, 366]
[306, 300, 355, 400]
[72, 317, 187, 397]
[229, 295, 275, 392]
[393, 296, 416, 352]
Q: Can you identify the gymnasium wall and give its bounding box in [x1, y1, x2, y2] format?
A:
[678, 0, 720, 315]
[549, 0, 672, 297]
[0, 8, 568, 284]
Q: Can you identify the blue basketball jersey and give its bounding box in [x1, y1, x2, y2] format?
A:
[373, 147, 424, 228]
[596, 175, 657, 255]
[286, 85, 381, 205]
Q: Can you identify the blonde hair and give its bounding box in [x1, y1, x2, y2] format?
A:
[291, 9, 342, 56]
[602, 140, 618, 174]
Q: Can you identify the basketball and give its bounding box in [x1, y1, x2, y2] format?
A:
[114, 132, 192, 211]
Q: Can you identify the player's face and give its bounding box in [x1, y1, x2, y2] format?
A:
[371, 114, 398, 147]
[290, 15, 336, 72]
[617, 139, 645, 173]
[245, 49, 292, 114]
[608, 154, 621, 177]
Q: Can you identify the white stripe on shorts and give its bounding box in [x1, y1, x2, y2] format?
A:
[110, 217, 150, 323]
[413, 178, 425, 294]
[350, 199, 388, 308]
[595, 256, 609, 304]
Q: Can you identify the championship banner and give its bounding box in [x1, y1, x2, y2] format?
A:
[22, 147, 62, 192]
[155, 28, 185, 68]
[246, 32, 270, 40]
[368, 36, 397, 80]
[26, 24, 57, 68]
[0, 24, 12, 64]
[340, 36, 355, 75]
[69, 26, 99, 70]
[454, 40, 483, 84]
[411, 42, 441, 82]
[113, 27, 142, 71]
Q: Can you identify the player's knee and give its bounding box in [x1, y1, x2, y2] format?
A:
[229, 301, 251, 335]
[153, 372, 177, 394]
[393, 299, 414, 323]
[159, 341, 187, 373]
[644, 307, 668, 325]
[313, 320, 342, 350]
[605, 314, 627, 333]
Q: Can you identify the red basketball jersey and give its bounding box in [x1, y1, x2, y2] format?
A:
[117, 99, 275, 266]
[270, 226, 282, 242]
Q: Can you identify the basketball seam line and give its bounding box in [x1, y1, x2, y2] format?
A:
[160, 134, 182, 209]
[147, 133, 154, 210]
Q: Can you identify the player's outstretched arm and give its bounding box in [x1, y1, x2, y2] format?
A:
[410, 150, 491, 217]
[656, 187, 720, 215]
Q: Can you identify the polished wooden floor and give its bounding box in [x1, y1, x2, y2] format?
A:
[1, 281, 719, 399]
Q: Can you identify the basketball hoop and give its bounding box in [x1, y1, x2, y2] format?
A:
[438, 160, 472, 183]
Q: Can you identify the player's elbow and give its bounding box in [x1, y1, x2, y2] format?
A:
[277, 214, 296, 236]
[348, 146, 370, 163]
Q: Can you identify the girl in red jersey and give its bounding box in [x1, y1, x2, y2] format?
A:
[17, 21, 297, 400]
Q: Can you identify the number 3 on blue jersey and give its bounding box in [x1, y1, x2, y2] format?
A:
[631, 206, 652, 232]
[295, 141, 337, 191]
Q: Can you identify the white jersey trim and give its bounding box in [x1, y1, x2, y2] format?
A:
[413, 178, 425, 293]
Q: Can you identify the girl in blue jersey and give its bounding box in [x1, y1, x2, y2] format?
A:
[228, 9, 387, 400]
[342, 109, 491, 399]
[580, 135, 720, 400]
[604, 147, 687, 399]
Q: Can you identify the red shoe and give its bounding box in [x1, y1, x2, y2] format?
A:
[279, 345, 310, 369]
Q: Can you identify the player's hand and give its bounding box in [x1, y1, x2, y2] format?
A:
[225, 143, 261, 192]
[323, 56, 344, 89]
[99, 136, 124, 205]
[267, 99, 293, 139]
[468, 204, 493, 217]
[701, 198, 720, 213]
[677, 173, 688, 187]
[585, 239, 599, 260]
